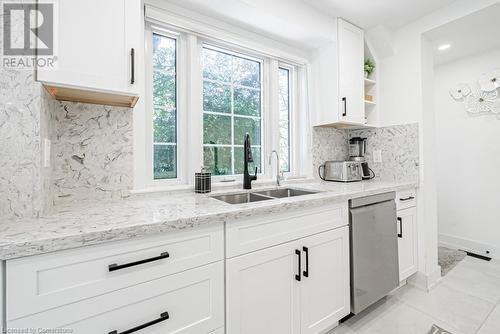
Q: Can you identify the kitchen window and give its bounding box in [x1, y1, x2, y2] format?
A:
[202, 47, 262, 176]
[279, 67, 291, 173]
[140, 15, 309, 189]
[152, 33, 177, 180]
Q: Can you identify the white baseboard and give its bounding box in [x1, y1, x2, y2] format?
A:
[439, 233, 498, 259]
[408, 266, 442, 292]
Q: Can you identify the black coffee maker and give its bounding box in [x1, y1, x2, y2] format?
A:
[349, 137, 374, 180]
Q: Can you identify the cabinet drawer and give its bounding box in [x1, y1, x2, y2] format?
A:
[8, 261, 225, 334]
[396, 189, 417, 210]
[7, 223, 223, 321]
[226, 203, 348, 258]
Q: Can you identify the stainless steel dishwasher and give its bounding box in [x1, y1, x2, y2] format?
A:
[349, 192, 399, 314]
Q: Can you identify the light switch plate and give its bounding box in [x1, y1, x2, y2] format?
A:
[373, 150, 382, 163]
[44, 138, 51, 167]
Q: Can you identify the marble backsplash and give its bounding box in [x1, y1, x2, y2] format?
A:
[0, 69, 47, 219]
[350, 123, 420, 182]
[312, 127, 349, 179]
[312, 123, 419, 182]
[51, 102, 133, 206]
[0, 6, 133, 218]
[2, 73, 417, 218]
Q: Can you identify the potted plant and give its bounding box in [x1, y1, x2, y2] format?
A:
[364, 58, 375, 78]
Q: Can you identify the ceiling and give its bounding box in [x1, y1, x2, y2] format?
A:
[301, 0, 458, 29]
[425, 3, 500, 65]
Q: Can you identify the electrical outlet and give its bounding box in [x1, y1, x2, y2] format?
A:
[44, 138, 51, 167]
[373, 150, 382, 163]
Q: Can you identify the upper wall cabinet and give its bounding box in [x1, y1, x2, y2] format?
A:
[312, 18, 378, 128]
[337, 19, 365, 125]
[37, 0, 142, 107]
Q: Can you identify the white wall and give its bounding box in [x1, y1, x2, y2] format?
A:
[370, 0, 500, 288]
[435, 48, 500, 258]
[150, 0, 336, 50]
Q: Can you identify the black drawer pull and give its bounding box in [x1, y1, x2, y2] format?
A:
[109, 311, 169, 334]
[295, 249, 301, 282]
[303, 246, 309, 278]
[130, 48, 135, 84]
[397, 217, 403, 238]
[109, 252, 169, 272]
[399, 196, 415, 202]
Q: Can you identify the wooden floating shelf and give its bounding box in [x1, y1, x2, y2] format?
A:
[316, 121, 377, 130]
[44, 85, 139, 108]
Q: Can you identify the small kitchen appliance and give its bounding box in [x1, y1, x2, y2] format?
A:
[318, 161, 363, 182]
[349, 137, 374, 180]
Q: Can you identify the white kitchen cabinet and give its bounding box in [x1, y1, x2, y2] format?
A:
[37, 0, 141, 106]
[397, 206, 418, 281]
[6, 224, 225, 333]
[226, 228, 350, 334]
[7, 223, 223, 320]
[312, 18, 365, 127]
[226, 240, 301, 334]
[226, 203, 347, 258]
[300, 227, 350, 334]
[337, 19, 365, 125]
[9, 261, 225, 334]
[396, 188, 417, 211]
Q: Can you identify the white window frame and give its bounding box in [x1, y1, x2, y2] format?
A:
[137, 10, 310, 191]
[200, 42, 267, 181]
[144, 23, 189, 187]
[277, 63, 296, 175]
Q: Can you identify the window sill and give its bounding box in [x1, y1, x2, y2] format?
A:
[131, 175, 313, 195]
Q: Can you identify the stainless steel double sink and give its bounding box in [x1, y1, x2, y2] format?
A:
[211, 188, 318, 204]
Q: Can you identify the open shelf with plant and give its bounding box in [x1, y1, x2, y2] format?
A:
[363, 40, 379, 126]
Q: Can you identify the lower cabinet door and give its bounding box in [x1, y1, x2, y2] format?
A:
[398, 207, 418, 281]
[8, 262, 224, 334]
[226, 240, 301, 334]
[300, 227, 351, 334]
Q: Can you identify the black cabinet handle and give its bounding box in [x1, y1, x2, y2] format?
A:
[399, 196, 415, 202]
[295, 249, 301, 282]
[342, 97, 347, 117]
[397, 217, 403, 238]
[109, 312, 169, 334]
[130, 48, 135, 84]
[303, 246, 309, 278]
[109, 252, 169, 272]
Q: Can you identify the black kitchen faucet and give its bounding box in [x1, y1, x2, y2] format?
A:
[243, 133, 257, 189]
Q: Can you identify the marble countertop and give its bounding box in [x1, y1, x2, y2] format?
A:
[0, 179, 418, 260]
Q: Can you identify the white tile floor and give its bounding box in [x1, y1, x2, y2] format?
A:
[328, 256, 500, 334]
